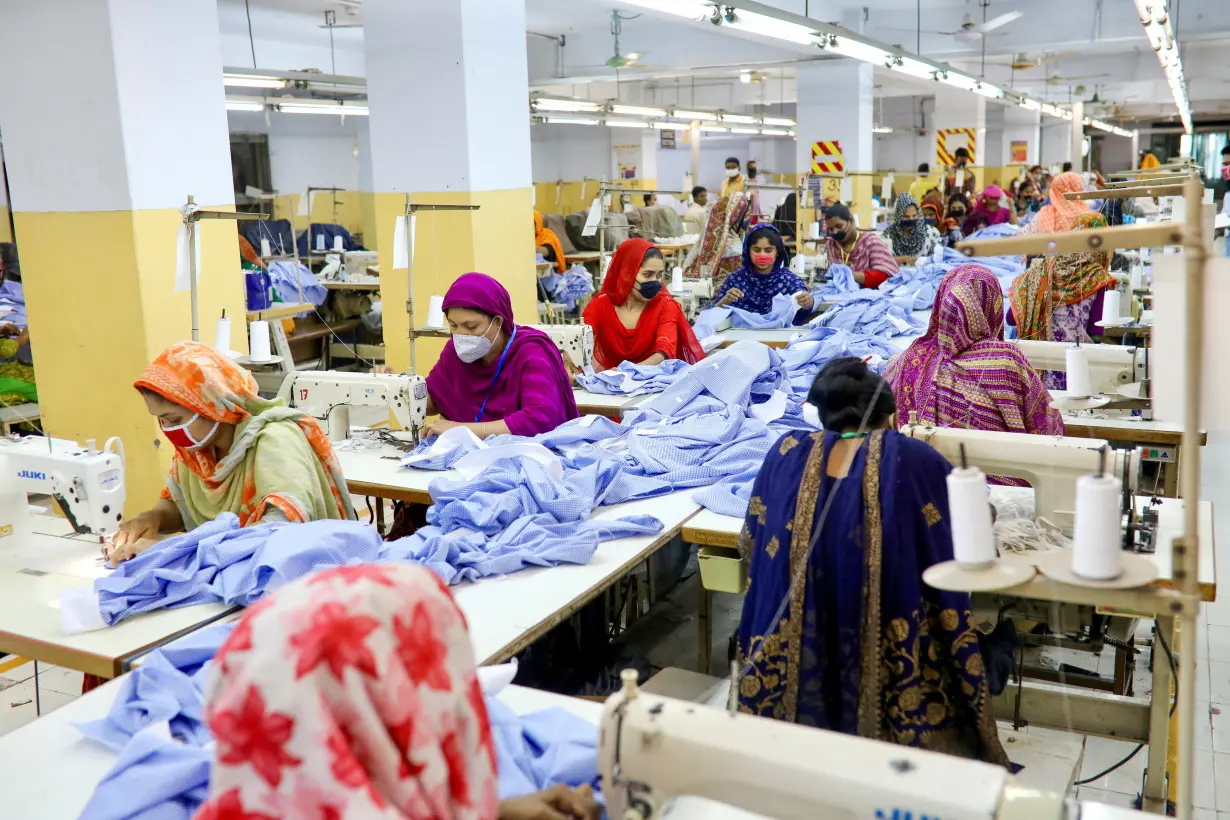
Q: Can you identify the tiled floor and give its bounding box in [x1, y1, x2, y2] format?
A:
[0, 662, 84, 736]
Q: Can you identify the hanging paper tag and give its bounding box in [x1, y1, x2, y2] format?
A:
[839, 176, 853, 202]
[582, 197, 602, 237]
[260, 237, 272, 258]
[174, 224, 202, 293]
[392, 215, 409, 268]
[880, 175, 894, 203]
[298, 190, 310, 216]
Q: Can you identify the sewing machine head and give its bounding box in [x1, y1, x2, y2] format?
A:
[278, 371, 428, 442]
[599, 670, 1079, 820]
[1014, 341, 1143, 396]
[531, 324, 595, 370]
[901, 422, 1140, 535]
[2, 435, 126, 538]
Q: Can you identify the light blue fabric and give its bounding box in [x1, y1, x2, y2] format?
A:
[778, 326, 899, 402]
[812, 263, 858, 302]
[266, 260, 327, 316]
[552, 265, 594, 311]
[486, 697, 602, 800]
[0, 279, 26, 330]
[810, 291, 925, 338]
[692, 292, 800, 338]
[574, 359, 689, 396]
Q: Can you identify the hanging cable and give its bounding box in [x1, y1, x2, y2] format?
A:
[244, 0, 258, 68]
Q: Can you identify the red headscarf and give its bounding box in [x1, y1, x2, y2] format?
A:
[582, 238, 705, 371]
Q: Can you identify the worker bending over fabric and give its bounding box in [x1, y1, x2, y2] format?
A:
[112, 341, 355, 559]
[713, 225, 814, 319]
[583, 238, 705, 371]
[735, 357, 1009, 766]
[533, 210, 567, 274]
[423, 272, 577, 439]
[198, 562, 602, 819]
[822, 204, 899, 288]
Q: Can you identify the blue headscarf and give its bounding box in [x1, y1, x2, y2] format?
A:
[713, 224, 808, 316]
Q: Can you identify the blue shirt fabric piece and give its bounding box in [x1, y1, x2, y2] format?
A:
[0, 278, 27, 330]
[485, 697, 602, 800]
[266, 260, 327, 312]
[551, 265, 595, 311]
[778, 327, 899, 403]
[812, 263, 858, 303]
[692, 291, 802, 338]
[574, 359, 689, 396]
[811, 291, 925, 338]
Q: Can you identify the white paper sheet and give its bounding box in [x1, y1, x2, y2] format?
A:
[392, 215, 409, 268]
[749, 390, 789, 424]
[174, 224, 202, 293]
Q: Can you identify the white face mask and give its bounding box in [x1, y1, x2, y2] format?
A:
[725, 168, 740, 178]
[453, 317, 500, 363]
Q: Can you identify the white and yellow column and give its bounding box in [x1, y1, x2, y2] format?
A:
[0, 0, 245, 513]
[363, 0, 536, 374]
[796, 61, 875, 226]
[933, 86, 988, 190]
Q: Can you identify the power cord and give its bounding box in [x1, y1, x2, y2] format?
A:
[1073, 626, 1177, 786]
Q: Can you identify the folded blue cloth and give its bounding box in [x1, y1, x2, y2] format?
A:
[811, 291, 925, 338]
[552, 265, 594, 311]
[812, 263, 858, 303]
[266, 260, 327, 314]
[692, 292, 800, 338]
[486, 698, 602, 800]
[575, 360, 689, 396]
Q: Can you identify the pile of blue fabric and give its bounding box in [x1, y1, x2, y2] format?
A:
[73, 624, 601, 820]
[778, 327, 899, 402]
[575, 359, 689, 396]
[810, 290, 924, 339]
[0, 278, 26, 329]
[266, 260, 327, 312]
[692, 291, 800, 339]
[811, 263, 859, 303]
[549, 264, 594, 311]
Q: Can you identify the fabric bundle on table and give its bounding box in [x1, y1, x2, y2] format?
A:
[575, 359, 690, 396]
[692, 291, 801, 339]
[777, 327, 899, 402]
[265, 260, 327, 312]
[811, 263, 859, 303]
[0, 279, 26, 329]
[72, 623, 601, 820]
[550, 264, 595, 311]
[810, 290, 925, 338]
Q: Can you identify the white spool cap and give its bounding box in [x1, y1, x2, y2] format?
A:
[333, 235, 344, 252]
[213, 316, 231, 353]
[427, 295, 446, 328]
[790, 253, 805, 275]
[249, 320, 272, 362]
[260, 237, 272, 258]
[946, 467, 996, 568]
[1071, 473, 1123, 580]
[808, 221, 822, 240]
[671, 265, 683, 292]
[1065, 345, 1093, 398]
[1101, 289, 1122, 324]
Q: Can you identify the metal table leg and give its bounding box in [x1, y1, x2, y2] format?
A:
[698, 584, 711, 675]
[1142, 615, 1174, 811]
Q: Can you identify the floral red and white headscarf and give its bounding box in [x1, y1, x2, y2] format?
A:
[196, 564, 498, 820]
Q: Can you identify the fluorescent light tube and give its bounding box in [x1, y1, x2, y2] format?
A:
[611, 104, 667, 117]
[226, 100, 266, 112]
[872, 126, 893, 134]
[761, 116, 796, 126]
[532, 98, 601, 113]
[223, 74, 286, 90]
[650, 121, 681, 130]
[729, 127, 760, 134]
[699, 125, 729, 133]
[1018, 97, 1042, 111]
[720, 113, 758, 124]
[725, 10, 818, 45]
[889, 57, 939, 81]
[827, 36, 891, 64]
[671, 109, 720, 121]
[544, 117, 600, 125]
[973, 82, 1005, 99]
[279, 103, 369, 116]
[938, 72, 981, 91]
[760, 128, 790, 136]
[605, 119, 649, 128]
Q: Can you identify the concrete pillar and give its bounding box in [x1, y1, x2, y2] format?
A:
[933, 86, 987, 190]
[0, 0, 243, 513]
[796, 61, 874, 224]
[1071, 101, 1086, 173]
[364, 0, 535, 374]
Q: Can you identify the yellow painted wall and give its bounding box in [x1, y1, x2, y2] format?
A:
[361, 192, 380, 251]
[272, 191, 366, 238]
[373, 187, 537, 376]
[0, 206, 11, 243]
[14, 206, 249, 516]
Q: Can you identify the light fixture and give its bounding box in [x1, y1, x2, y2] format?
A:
[739, 70, 752, 84]
[1132, 0, 1192, 133]
[889, 56, 939, 81]
[671, 108, 720, 121]
[872, 126, 894, 134]
[972, 82, 1005, 100]
[650, 121, 681, 130]
[823, 35, 891, 64]
[617, 0, 711, 19]
[721, 8, 818, 45]
[729, 127, 760, 134]
[760, 128, 790, 136]
[225, 100, 266, 112]
[1018, 97, 1042, 111]
[605, 119, 649, 128]
[611, 104, 667, 117]
[699, 125, 729, 133]
[278, 102, 369, 116]
[938, 72, 982, 92]
[532, 97, 601, 113]
[544, 116, 601, 126]
[761, 116, 796, 126]
[720, 112, 758, 124]
[223, 74, 287, 90]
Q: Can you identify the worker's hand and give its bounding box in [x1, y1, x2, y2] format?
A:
[794, 291, 815, 311]
[717, 287, 744, 307]
[109, 511, 163, 562]
[420, 418, 461, 439]
[498, 785, 603, 820]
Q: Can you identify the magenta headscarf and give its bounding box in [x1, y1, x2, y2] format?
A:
[426, 272, 578, 437]
[886, 263, 1063, 451]
[963, 185, 1012, 234]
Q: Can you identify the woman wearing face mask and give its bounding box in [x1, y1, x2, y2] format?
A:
[884, 194, 942, 265]
[111, 341, 356, 559]
[583, 238, 705, 371]
[421, 272, 577, 440]
[713, 225, 814, 319]
[962, 184, 1018, 234]
[821, 204, 898, 289]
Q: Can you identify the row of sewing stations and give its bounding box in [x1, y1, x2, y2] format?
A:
[0, 170, 1215, 817]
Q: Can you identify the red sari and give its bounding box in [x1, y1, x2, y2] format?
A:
[583, 238, 706, 370]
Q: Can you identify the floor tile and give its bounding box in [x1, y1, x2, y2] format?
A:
[1209, 627, 1230, 662]
[1078, 736, 1148, 795]
[0, 682, 78, 737]
[1216, 752, 1230, 810]
[32, 665, 84, 697]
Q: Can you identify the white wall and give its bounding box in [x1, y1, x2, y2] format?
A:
[227, 111, 365, 195]
[873, 96, 931, 172]
[1041, 121, 1074, 168]
[530, 124, 613, 182]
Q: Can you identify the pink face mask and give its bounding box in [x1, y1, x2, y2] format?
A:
[750, 252, 776, 269]
[1222, 164, 1230, 182]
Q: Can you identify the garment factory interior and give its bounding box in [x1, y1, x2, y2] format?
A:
[2, 0, 1230, 817]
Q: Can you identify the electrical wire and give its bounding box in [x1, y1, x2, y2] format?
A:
[244, 0, 258, 68]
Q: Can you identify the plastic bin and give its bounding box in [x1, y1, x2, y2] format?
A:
[697, 546, 747, 593]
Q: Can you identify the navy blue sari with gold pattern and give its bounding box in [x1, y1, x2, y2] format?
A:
[736, 429, 1009, 766]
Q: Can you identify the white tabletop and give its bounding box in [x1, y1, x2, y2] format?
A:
[336, 443, 449, 503]
[571, 388, 651, 417]
[682, 508, 742, 548]
[714, 328, 799, 348]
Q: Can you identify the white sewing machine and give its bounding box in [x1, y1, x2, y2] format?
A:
[530, 323, 595, 370]
[600, 671, 1149, 820]
[901, 422, 1140, 535]
[0, 435, 125, 539]
[277, 370, 428, 442]
[1014, 340, 1146, 395]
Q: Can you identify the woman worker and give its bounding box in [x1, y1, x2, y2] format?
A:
[1027, 171, 1090, 234]
[887, 264, 1064, 483]
[884, 194, 942, 265]
[582, 238, 705, 370]
[962, 184, 1018, 234]
[735, 357, 1009, 766]
[198, 562, 602, 819]
[713, 224, 815, 319]
[533, 210, 567, 274]
[822, 204, 899, 288]
[422, 272, 577, 439]
[682, 192, 750, 292]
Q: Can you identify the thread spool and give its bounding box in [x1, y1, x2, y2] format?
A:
[947, 467, 996, 568]
[1065, 345, 1093, 398]
[333, 235, 344, 252]
[249, 320, 272, 362]
[1101, 289, 1122, 324]
[790, 254, 805, 275]
[1130, 266, 1144, 292]
[671, 265, 683, 292]
[315, 233, 326, 251]
[808, 221, 821, 240]
[213, 313, 231, 353]
[1071, 473, 1123, 580]
[260, 237, 271, 258]
[427, 296, 446, 328]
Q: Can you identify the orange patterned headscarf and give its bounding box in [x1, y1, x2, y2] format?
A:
[533, 210, 566, 274]
[1033, 172, 1090, 234]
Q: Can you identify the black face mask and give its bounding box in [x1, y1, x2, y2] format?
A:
[949, 210, 966, 220]
[925, 217, 938, 226]
[638, 280, 663, 300]
[899, 219, 918, 229]
[828, 230, 847, 242]
[747, 166, 758, 179]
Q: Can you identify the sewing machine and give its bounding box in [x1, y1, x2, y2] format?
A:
[0, 435, 125, 539]
[600, 670, 1148, 819]
[277, 371, 428, 442]
[1014, 340, 1145, 395]
[901, 422, 1140, 535]
[530, 323, 595, 370]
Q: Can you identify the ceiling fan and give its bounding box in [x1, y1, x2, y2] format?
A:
[573, 10, 667, 72]
[943, 9, 1023, 42]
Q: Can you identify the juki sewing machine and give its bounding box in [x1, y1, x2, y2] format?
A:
[278, 370, 428, 442]
[900, 421, 1141, 535]
[1014, 341, 1146, 397]
[0, 434, 125, 539]
[599, 671, 1147, 819]
[530, 323, 595, 370]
